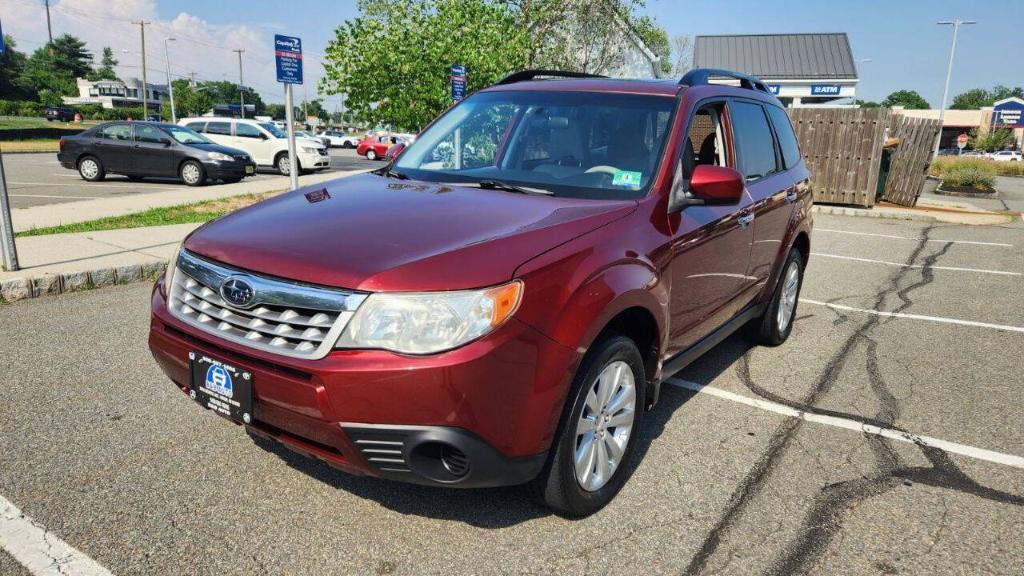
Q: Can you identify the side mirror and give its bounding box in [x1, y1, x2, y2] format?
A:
[669, 164, 745, 213]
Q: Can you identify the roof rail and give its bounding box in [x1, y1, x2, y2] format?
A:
[496, 69, 608, 85]
[678, 68, 772, 94]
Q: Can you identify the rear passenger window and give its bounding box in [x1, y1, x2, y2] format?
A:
[99, 124, 131, 141]
[729, 101, 778, 181]
[186, 122, 206, 133]
[766, 105, 802, 170]
[207, 122, 231, 136]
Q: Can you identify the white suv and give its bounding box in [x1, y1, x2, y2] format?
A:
[317, 129, 360, 148]
[989, 150, 1021, 162]
[178, 118, 329, 175]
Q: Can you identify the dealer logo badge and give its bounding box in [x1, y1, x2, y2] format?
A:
[220, 276, 255, 308]
[204, 365, 233, 398]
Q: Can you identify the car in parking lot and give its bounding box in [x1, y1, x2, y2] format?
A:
[56, 121, 255, 185]
[356, 134, 405, 160]
[179, 117, 329, 176]
[989, 150, 1021, 162]
[295, 130, 330, 148]
[318, 129, 361, 148]
[149, 68, 812, 517]
[45, 106, 76, 122]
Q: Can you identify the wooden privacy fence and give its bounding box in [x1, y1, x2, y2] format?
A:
[789, 107, 890, 207]
[881, 116, 943, 207]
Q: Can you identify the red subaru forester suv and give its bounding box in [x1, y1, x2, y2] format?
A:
[149, 68, 812, 517]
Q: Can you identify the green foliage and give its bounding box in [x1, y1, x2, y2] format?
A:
[320, 0, 530, 132]
[0, 36, 31, 100]
[940, 163, 996, 191]
[951, 85, 1024, 109]
[303, 99, 330, 121]
[632, 15, 671, 75]
[0, 100, 44, 116]
[968, 127, 1015, 152]
[929, 156, 1023, 178]
[857, 101, 881, 108]
[88, 47, 120, 82]
[881, 90, 930, 110]
[18, 35, 94, 100]
[264, 103, 287, 120]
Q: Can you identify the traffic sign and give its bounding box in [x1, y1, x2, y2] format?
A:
[274, 34, 303, 85]
[957, 133, 969, 149]
[451, 64, 466, 102]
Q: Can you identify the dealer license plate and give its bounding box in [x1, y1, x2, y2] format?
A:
[188, 352, 253, 423]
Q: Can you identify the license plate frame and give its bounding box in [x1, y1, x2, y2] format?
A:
[188, 352, 254, 423]
[244, 165, 255, 175]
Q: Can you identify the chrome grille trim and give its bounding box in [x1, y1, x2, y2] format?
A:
[168, 250, 366, 360]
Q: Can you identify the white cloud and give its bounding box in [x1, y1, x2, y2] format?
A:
[1, 0, 324, 104]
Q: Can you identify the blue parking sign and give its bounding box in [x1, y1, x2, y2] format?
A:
[274, 35, 303, 85]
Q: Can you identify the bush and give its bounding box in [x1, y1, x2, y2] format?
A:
[95, 107, 145, 121]
[941, 164, 996, 191]
[930, 156, 1023, 178]
[74, 104, 105, 120]
[0, 100, 23, 116]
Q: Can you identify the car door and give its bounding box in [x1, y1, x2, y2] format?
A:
[130, 124, 177, 177]
[233, 122, 269, 164]
[667, 100, 757, 355]
[203, 120, 233, 148]
[732, 100, 796, 286]
[93, 123, 133, 173]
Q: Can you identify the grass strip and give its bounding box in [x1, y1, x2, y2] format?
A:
[0, 139, 60, 153]
[15, 192, 276, 237]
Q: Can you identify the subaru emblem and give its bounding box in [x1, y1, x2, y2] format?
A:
[220, 276, 256, 308]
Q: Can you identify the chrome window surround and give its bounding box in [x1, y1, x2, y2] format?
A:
[168, 249, 366, 360]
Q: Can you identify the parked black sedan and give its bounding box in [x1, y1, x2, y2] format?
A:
[57, 122, 256, 186]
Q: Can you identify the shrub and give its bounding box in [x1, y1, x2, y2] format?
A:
[0, 100, 22, 116]
[930, 156, 1023, 178]
[941, 164, 996, 191]
[74, 104, 105, 120]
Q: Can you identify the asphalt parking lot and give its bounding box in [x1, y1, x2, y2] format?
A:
[1, 212, 1022, 575]
[1, 149, 377, 209]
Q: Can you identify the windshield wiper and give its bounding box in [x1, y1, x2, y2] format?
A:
[476, 179, 554, 196]
[375, 166, 409, 180]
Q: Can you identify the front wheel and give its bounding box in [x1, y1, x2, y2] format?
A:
[535, 335, 647, 518]
[276, 153, 298, 176]
[750, 247, 804, 346]
[179, 160, 206, 186]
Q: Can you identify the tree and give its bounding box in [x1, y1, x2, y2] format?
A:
[671, 34, 693, 75]
[857, 101, 881, 108]
[264, 103, 287, 120]
[88, 47, 119, 82]
[0, 35, 31, 100]
[969, 127, 1015, 152]
[18, 34, 94, 101]
[881, 90, 930, 110]
[303, 98, 330, 122]
[951, 85, 1024, 109]
[632, 16, 671, 76]
[320, 0, 531, 132]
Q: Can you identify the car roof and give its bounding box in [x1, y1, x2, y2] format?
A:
[481, 78, 683, 97]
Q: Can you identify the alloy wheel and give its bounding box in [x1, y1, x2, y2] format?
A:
[181, 163, 201, 185]
[80, 159, 99, 179]
[776, 260, 800, 333]
[574, 360, 636, 492]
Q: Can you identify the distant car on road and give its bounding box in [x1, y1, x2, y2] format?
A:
[357, 134, 404, 161]
[317, 130, 360, 148]
[989, 150, 1021, 162]
[960, 150, 987, 157]
[45, 107, 75, 122]
[295, 130, 330, 149]
[179, 117, 329, 176]
[57, 121, 255, 186]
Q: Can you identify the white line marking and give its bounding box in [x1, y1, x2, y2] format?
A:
[9, 194, 103, 199]
[667, 379, 1024, 470]
[0, 495, 114, 576]
[810, 252, 1021, 277]
[815, 228, 1014, 247]
[802, 299, 1024, 334]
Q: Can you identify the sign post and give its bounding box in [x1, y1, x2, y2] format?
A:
[0, 151, 18, 272]
[274, 34, 303, 191]
[956, 132, 969, 154]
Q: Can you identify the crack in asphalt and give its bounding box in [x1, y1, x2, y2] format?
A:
[682, 224, 1024, 576]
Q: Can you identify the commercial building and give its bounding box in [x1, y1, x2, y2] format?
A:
[895, 97, 1024, 150]
[694, 33, 860, 107]
[62, 77, 168, 111]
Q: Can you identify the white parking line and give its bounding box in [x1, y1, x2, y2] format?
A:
[815, 228, 1014, 248]
[810, 252, 1021, 277]
[9, 194, 104, 199]
[667, 379, 1024, 470]
[0, 495, 113, 576]
[801, 299, 1024, 334]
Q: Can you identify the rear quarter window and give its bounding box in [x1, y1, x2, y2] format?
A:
[765, 105, 802, 170]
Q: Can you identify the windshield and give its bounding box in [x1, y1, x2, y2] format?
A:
[164, 125, 212, 145]
[260, 122, 286, 138]
[393, 91, 676, 199]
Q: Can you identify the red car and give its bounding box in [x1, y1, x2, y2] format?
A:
[149, 68, 812, 517]
[357, 134, 402, 160]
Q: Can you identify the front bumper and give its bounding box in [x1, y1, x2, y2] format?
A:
[298, 150, 331, 169]
[203, 159, 256, 180]
[148, 279, 579, 487]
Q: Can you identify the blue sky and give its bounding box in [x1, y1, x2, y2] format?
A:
[5, 0, 1020, 107]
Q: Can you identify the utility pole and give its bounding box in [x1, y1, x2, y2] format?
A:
[44, 0, 53, 54]
[233, 49, 245, 118]
[934, 20, 976, 155]
[188, 71, 197, 88]
[163, 37, 177, 123]
[303, 82, 308, 126]
[132, 20, 151, 117]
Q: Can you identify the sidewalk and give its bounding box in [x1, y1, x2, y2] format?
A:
[10, 169, 361, 233]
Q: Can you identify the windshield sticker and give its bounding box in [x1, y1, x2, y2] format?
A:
[612, 170, 643, 188]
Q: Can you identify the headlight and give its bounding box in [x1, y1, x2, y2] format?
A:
[335, 281, 523, 354]
[301, 146, 316, 154]
[164, 242, 183, 298]
[207, 152, 233, 162]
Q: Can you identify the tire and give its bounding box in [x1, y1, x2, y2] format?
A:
[535, 334, 647, 518]
[749, 247, 804, 346]
[179, 160, 206, 186]
[366, 149, 378, 161]
[276, 153, 298, 176]
[77, 156, 105, 182]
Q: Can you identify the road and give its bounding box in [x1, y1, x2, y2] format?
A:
[1, 149, 377, 209]
[920, 175, 1024, 213]
[0, 213, 1022, 575]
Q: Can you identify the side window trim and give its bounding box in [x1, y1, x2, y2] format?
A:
[677, 97, 735, 178]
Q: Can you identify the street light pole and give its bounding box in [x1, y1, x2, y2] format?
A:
[853, 58, 872, 107]
[233, 49, 245, 119]
[132, 20, 151, 117]
[935, 20, 976, 155]
[163, 37, 176, 123]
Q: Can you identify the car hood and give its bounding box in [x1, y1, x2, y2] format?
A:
[183, 173, 636, 291]
[295, 137, 324, 148]
[189, 142, 250, 157]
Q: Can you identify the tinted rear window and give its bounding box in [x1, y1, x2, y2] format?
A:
[207, 122, 231, 136]
[730, 101, 778, 181]
[765, 105, 802, 170]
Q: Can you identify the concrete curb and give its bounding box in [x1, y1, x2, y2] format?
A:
[812, 205, 940, 222]
[1, 261, 166, 304]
